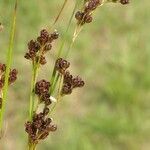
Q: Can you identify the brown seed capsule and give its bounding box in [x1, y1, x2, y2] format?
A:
[0, 98, 2, 109]
[120, 0, 129, 5]
[39, 56, 47, 65]
[43, 107, 49, 115]
[49, 124, 57, 132]
[75, 11, 84, 21]
[55, 58, 70, 74]
[84, 15, 93, 23]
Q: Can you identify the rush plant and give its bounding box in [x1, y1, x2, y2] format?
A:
[24, 0, 129, 149]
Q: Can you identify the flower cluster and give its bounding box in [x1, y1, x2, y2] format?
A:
[25, 111, 57, 143]
[61, 71, 85, 95]
[0, 98, 2, 109]
[55, 58, 85, 95]
[0, 63, 18, 109]
[75, 0, 102, 25]
[75, 0, 129, 25]
[25, 79, 57, 143]
[0, 63, 18, 90]
[35, 79, 51, 105]
[24, 29, 59, 65]
[55, 58, 70, 74]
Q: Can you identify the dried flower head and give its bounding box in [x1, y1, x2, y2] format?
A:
[0, 63, 18, 90]
[25, 29, 59, 66]
[61, 71, 85, 95]
[54, 58, 85, 95]
[75, 0, 102, 25]
[75, 0, 129, 25]
[55, 58, 70, 74]
[25, 112, 57, 144]
[35, 79, 52, 106]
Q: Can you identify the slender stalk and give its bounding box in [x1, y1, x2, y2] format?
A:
[0, 0, 18, 130]
[49, 75, 64, 115]
[51, 0, 68, 28]
[28, 142, 37, 150]
[64, 24, 83, 58]
[29, 46, 44, 120]
[48, 0, 68, 32]
[51, 0, 106, 92]
[49, 0, 79, 94]
[29, 64, 39, 120]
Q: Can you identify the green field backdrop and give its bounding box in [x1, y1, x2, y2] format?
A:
[0, 0, 150, 150]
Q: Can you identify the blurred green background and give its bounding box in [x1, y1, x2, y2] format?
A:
[0, 0, 150, 149]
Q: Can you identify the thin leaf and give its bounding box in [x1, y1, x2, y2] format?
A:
[0, 0, 18, 129]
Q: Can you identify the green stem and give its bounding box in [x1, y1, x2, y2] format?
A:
[28, 142, 37, 150]
[0, 0, 18, 130]
[29, 63, 39, 121]
[49, 75, 64, 115]
[49, 0, 79, 93]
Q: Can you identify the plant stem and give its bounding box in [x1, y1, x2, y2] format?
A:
[29, 64, 39, 121]
[28, 142, 37, 150]
[49, 75, 64, 115]
[0, 0, 18, 130]
[51, 0, 68, 28]
[49, 0, 79, 94]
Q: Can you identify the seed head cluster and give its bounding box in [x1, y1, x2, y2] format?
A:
[75, 0, 129, 25]
[55, 58, 85, 95]
[0, 63, 18, 90]
[55, 58, 70, 74]
[25, 79, 57, 143]
[25, 29, 59, 65]
[62, 71, 85, 95]
[35, 79, 52, 105]
[75, 0, 102, 25]
[0, 63, 18, 109]
[25, 111, 57, 143]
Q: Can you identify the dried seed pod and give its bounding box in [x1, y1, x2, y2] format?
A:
[25, 29, 59, 66]
[35, 80, 50, 96]
[75, 11, 84, 21]
[0, 98, 2, 109]
[43, 107, 50, 115]
[55, 58, 70, 74]
[39, 56, 47, 65]
[61, 70, 85, 96]
[84, 15, 93, 23]
[120, 0, 129, 5]
[25, 113, 57, 143]
[75, 0, 102, 25]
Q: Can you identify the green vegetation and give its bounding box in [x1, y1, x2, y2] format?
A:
[0, 0, 150, 149]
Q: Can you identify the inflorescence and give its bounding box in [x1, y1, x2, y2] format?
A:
[75, 0, 129, 25]
[24, 0, 129, 146]
[55, 58, 85, 96]
[25, 79, 57, 143]
[24, 29, 59, 144]
[25, 57, 85, 144]
[25, 29, 59, 66]
[0, 63, 18, 108]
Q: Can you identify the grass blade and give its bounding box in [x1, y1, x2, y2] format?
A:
[0, 0, 18, 130]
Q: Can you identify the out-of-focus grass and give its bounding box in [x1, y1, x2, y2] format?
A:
[0, 0, 150, 150]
